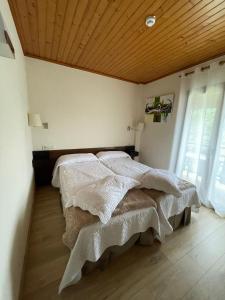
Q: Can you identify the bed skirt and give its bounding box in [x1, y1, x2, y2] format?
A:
[82, 207, 191, 275]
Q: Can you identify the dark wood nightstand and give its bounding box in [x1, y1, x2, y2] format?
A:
[128, 150, 139, 160]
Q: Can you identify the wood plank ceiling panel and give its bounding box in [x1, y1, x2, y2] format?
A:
[118, 12, 225, 79]
[100, 0, 205, 71]
[67, 0, 108, 63]
[51, 0, 69, 60]
[8, 0, 225, 83]
[26, 0, 40, 56]
[37, 0, 47, 57]
[115, 0, 225, 78]
[55, 0, 78, 61]
[8, 1, 27, 50]
[45, 0, 57, 59]
[15, 0, 34, 53]
[78, 0, 158, 67]
[86, 0, 179, 69]
[73, 0, 131, 65]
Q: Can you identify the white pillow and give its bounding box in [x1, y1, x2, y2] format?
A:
[68, 175, 139, 224]
[96, 151, 130, 160]
[141, 168, 182, 197]
[56, 153, 97, 167]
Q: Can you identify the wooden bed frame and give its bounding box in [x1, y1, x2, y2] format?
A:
[33, 145, 137, 186]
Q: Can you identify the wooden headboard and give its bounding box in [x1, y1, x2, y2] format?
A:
[33, 145, 136, 186]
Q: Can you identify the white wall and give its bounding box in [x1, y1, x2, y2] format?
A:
[26, 58, 143, 151]
[0, 1, 33, 300]
[140, 74, 181, 170]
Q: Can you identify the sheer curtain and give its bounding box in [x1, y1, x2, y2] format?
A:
[176, 62, 225, 217]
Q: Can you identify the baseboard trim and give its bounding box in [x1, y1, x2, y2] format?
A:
[19, 177, 35, 300]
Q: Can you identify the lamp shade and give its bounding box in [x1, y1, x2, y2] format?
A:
[28, 113, 42, 127]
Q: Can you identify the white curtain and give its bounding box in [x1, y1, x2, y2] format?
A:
[176, 62, 225, 217]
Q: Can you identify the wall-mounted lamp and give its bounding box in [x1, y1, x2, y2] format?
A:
[134, 122, 144, 152]
[127, 122, 145, 154]
[28, 113, 48, 129]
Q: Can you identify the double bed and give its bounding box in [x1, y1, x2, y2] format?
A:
[50, 150, 200, 293]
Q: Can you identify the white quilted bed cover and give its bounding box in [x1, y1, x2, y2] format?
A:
[99, 156, 201, 237]
[52, 158, 161, 292]
[59, 207, 160, 293]
[52, 155, 200, 292]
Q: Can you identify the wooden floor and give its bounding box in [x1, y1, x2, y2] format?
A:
[21, 186, 225, 300]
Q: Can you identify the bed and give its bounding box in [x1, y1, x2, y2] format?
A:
[51, 151, 200, 292]
[52, 153, 161, 292]
[97, 151, 201, 238]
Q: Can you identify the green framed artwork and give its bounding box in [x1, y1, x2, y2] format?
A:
[145, 93, 174, 123]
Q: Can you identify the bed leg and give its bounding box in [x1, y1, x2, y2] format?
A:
[183, 207, 191, 226]
[139, 228, 154, 246]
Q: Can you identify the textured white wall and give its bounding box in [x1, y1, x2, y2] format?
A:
[26, 58, 143, 151]
[0, 1, 33, 299]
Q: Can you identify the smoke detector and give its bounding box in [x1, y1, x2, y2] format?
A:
[145, 16, 156, 27]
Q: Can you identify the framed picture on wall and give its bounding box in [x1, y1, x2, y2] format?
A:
[145, 93, 174, 123]
[0, 11, 15, 59]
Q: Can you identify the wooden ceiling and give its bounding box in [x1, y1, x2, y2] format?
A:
[8, 0, 225, 83]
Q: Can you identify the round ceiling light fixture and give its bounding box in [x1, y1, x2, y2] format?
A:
[145, 16, 156, 27]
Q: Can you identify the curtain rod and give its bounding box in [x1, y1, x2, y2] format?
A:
[179, 60, 225, 78]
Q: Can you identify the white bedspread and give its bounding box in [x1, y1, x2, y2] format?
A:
[99, 157, 201, 238]
[52, 160, 114, 208]
[52, 158, 161, 292]
[100, 157, 150, 181]
[144, 181, 201, 239]
[154, 184, 200, 220]
[100, 157, 182, 196]
[59, 207, 160, 293]
[67, 175, 140, 224]
[52, 159, 114, 188]
[53, 159, 140, 222]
